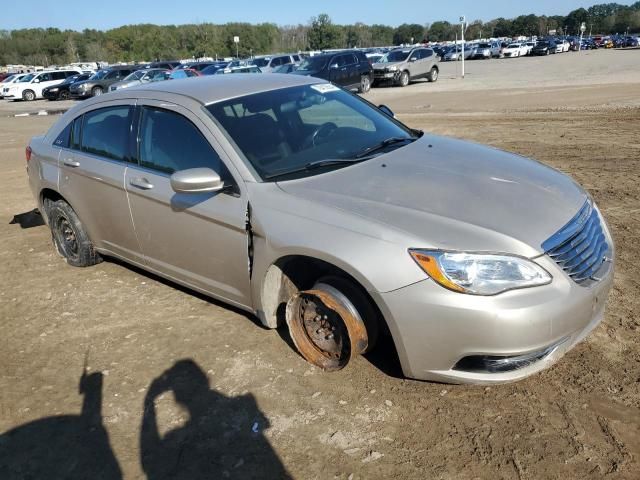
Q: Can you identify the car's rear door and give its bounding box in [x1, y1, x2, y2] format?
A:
[58, 101, 142, 262]
[124, 100, 251, 307]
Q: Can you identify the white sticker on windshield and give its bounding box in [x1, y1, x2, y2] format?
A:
[311, 83, 340, 93]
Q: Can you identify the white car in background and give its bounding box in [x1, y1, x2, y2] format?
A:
[248, 54, 300, 73]
[556, 40, 570, 53]
[502, 43, 528, 58]
[3, 70, 80, 101]
[523, 41, 536, 55]
[0, 74, 26, 98]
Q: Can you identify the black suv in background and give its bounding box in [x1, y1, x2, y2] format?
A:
[69, 66, 138, 98]
[42, 73, 92, 100]
[292, 50, 373, 93]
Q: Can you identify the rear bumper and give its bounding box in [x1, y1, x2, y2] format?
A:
[372, 253, 614, 384]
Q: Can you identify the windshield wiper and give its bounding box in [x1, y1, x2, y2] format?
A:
[353, 136, 415, 159]
[264, 158, 367, 180]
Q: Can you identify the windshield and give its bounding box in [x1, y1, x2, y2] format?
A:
[123, 71, 145, 82]
[90, 69, 109, 80]
[507, 44, 520, 48]
[206, 84, 417, 181]
[250, 58, 270, 67]
[537, 41, 550, 47]
[19, 74, 35, 82]
[383, 50, 411, 62]
[2, 75, 16, 83]
[297, 56, 328, 72]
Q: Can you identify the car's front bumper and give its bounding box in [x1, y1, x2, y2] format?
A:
[372, 252, 614, 384]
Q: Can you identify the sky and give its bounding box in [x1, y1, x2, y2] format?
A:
[1, 0, 635, 30]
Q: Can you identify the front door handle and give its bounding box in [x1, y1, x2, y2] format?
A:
[63, 159, 80, 168]
[129, 178, 154, 190]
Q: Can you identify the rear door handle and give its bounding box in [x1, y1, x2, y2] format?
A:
[129, 178, 154, 190]
[63, 159, 80, 168]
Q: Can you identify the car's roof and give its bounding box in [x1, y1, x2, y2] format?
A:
[105, 73, 322, 105]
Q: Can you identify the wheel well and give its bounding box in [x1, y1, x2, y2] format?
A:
[40, 188, 65, 221]
[260, 255, 385, 333]
[432, 65, 439, 72]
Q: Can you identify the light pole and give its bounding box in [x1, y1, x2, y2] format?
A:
[579, 22, 586, 53]
[460, 16, 466, 79]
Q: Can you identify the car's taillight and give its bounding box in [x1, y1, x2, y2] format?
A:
[25, 146, 32, 162]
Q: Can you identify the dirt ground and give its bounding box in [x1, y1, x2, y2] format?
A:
[1, 50, 640, 479]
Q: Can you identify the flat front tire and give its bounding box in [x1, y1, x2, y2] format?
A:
[47, 200, 102, 267]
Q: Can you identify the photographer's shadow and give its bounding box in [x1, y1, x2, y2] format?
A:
[141, 359, 290, 480]
[0, 369, 122, 479]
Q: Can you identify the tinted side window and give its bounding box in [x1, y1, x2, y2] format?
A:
[105, 71, 119, 80]
[38, 73, 51, 82]
[51, 72, 67, 81]
[81, 106, 132, 161]
[138, 107, 225, 176]
[71, 116, 83, 150]
[424, 49, 433, 58]
[54, 121, 72, 148]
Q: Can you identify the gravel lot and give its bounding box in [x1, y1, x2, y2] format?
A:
[1, 49, 639, 479]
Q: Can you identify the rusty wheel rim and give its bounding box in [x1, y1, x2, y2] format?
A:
[299, 294, 348, 361]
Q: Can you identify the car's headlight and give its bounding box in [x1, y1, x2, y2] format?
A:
[49, 88, 59, 92]
[409, 250, 552, 295]
[388, 66, 398, 72]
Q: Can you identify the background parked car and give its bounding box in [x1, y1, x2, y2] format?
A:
[109, 69, 170, 92]
[249, 54, 300, 73]
[175, 61, 222, 72]
[70, 66, 137, 98]
[502, 43, 528, 57]
[555, 40, 570, 53]
[471, 43, 493, 59]
[42, 73, 92, 100]
[532, 40, 558, 55]
[148, 61, 181, 70]
[0, 73, 26, 98]
[372, 47, 439, 87]
[272, 64, 298, 74]
[292, 50, 373, 93]
[2, 70, 81, 101]
[214, 65, 261, 74]
[169, 68, 202, 79]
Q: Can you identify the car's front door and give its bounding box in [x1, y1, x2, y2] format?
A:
[328, 54, 349, 86]
[58, 102, 142, 262]
[125, 100, 251, 307]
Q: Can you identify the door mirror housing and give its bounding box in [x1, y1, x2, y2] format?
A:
[33, 78, 40, 83]
[378, 104, 395, 118]
[330, 63, 339, 69]
[170, 167, 224, 193]
[409, 57, 417, 62]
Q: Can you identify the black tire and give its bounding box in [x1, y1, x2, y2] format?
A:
[22, 90, 36, 101]
[48, 200, 101, 267]
[91, 86, 103, 97]
[358, 74, 371, 93]
[315, 276, 380, 352]
[398, 71, 410, 87]
[58, 90, 70, 100]
[427, 67, 439, 83]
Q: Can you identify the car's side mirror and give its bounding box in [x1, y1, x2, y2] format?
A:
[378, 104, 395, 118]
[170, 167, 224, 193]
[409, 57, 417, 62]
[33, 78, 40, 83]
[330, 63, 339, 69]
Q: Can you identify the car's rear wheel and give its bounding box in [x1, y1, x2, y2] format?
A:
[427, 67, 439, 82]
[285, 276, 379, 371]
[47, 200, 102, 267]
[22, 90, 36, 101]
[58, 90, 70, 100]
[358, 75, 371, 93]
[92, 86, 103, 97]
[398, 71, 410, 87]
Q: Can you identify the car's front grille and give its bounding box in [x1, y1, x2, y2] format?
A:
[542, 200, 609, 284]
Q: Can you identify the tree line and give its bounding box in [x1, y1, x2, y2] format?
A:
[1, 2, 639, 66]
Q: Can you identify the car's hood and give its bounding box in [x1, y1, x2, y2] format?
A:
[276, 135, 587, 257]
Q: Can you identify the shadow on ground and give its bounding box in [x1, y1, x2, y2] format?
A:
[0, 359, 290, 480]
